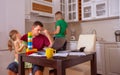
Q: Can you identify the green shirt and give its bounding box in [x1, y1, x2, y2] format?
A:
[55, 19, 68, 38]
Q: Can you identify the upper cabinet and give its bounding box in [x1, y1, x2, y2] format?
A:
[82, 0, 119, 21]
[25, 0, 119, 21]
[108, 0, 119, 17]
[25, 0, 53, 19]
[82, 0, 108, 20]
[82, 0, 92, 4]
[66, 0, 81, 22]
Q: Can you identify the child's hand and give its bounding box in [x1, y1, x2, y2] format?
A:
[42, 29, 49, 35]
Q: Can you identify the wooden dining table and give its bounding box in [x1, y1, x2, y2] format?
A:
[18, 52, 97, 75]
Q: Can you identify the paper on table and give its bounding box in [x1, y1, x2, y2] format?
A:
[54, 53, 68, 57]
[29, 52, 69, 57]
[29, 53, 46, 57]
[69, 52, 86, 56]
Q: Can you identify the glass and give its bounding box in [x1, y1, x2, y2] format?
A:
[60, 4, 62, 11]
[69, 13, 72, 20]
[84, 6, 91, 13]
[63, 0, 65, 4]
[63, 13, 65, 18]
[63, 5, 65, 11]
[69, 0, 71, 3]
[73, 4, 76, 11]
[69, 5, 71, 11]
[72, 0, 76, 3]
[96, 3, 105, 10]
[73, 12, 76, 19]
[83, 0, 91, 3]
[60, 0, 62, 3]
[96, 3, 105, 16]
[84, 6, 91, 18]
[95, 0, 104, 2]
[96, 10, 105, 16]
[84, 13, 91, 18]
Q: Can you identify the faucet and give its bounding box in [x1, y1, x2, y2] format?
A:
[91, 29, 97, 35]
[91, 29, 97, 41]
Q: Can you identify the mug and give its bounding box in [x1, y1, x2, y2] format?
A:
[45, 48, 56, 59]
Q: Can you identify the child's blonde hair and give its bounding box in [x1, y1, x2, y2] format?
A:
[8, 30, 19, 51]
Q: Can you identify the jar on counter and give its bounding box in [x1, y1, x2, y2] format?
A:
[115, 30, 120, 42]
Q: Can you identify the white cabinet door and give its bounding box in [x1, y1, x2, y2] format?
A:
[66, 0, 79, 22]
[82, 0, 108, 20]
[25, 0, 53, 18]
[105, 44, 120, 75]
[119, 0, 120, 16]
[82, 3, 94, 20]
[108, 0, 119, 17]
[82, 0, 93, 5]
[96, 43, 106, 75]
[94, 1, 108, 18]
[60, 0, 66, 18]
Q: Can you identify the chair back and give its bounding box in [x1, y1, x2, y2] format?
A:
[77, 34, 96, 52]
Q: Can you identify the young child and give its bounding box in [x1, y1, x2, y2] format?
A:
[49, 11, 68, 75]
[51, 11, 68, 50]
[7, 30, 32, 75]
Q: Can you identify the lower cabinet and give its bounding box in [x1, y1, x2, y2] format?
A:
[104, 43, 120, 75]
[96, 43, 106, 75]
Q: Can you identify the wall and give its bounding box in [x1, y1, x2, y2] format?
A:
[0, 0, 25, 50]
[80, 19, 120, 42]
[0, 50, 14, 75]
[25, 19, 55, 33]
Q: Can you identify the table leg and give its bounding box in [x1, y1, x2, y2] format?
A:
[18, 54, 25, 75]
[57, 60, 65, 75]
[90, 53, 97, 75]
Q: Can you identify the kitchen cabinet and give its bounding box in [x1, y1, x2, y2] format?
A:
[82, 0, 119, 20]
[104, 43, 120, 75]
[66, 0, 81, 22]
[82, 3, 93, 20]
[82, 0, 92, 4]
[119, 0, 120, 16]
[108, 0, 119, 17]
[96, 42, 106, 75]
[82, 0, 108, 20]
[25, 0, 53, 19]
[94, 1, 108, 18]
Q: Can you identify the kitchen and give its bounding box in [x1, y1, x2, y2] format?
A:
[0, 0, 120, 75]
